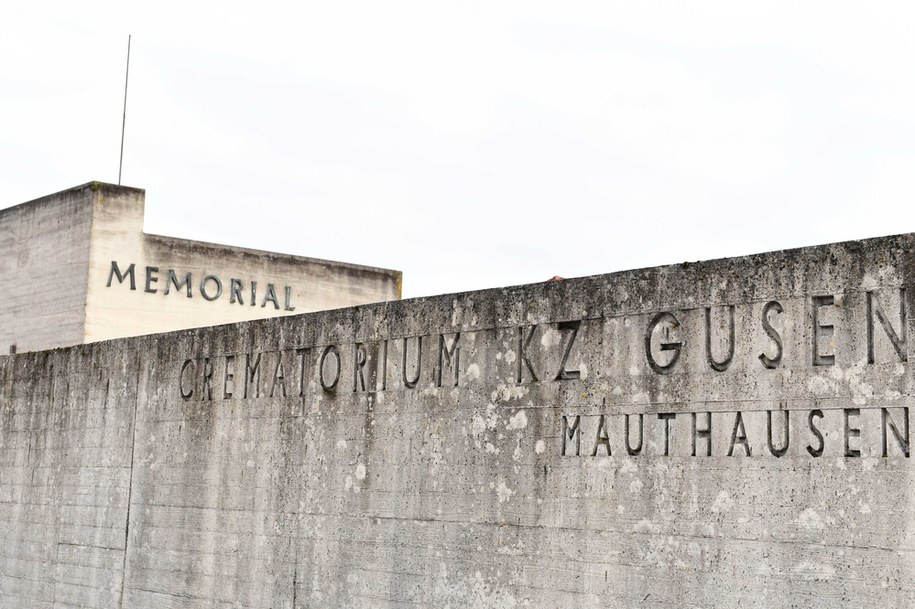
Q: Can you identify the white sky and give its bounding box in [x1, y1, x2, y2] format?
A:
[4, 2, 915, 298]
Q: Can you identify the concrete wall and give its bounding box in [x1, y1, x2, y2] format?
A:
[0, 345, 137, 608]
[1, 182, 401, 351]
[3, 234, 915, 608]
[0, 186, 95, 354]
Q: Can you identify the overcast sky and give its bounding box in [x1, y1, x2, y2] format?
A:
[4, 2, 915, 298]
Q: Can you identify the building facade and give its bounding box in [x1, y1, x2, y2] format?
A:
[0, 181, 402, 353]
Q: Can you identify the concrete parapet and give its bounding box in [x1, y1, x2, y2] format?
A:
[2, 234, 914, 607]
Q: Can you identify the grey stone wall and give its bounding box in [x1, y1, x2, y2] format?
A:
[2, 181, 402, 353]
[0, 186, 97, 354]
[3, 234, 915, 608]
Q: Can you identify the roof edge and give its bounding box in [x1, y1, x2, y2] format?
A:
[1, 181, 145, 217]
[143, 232, 403, 278]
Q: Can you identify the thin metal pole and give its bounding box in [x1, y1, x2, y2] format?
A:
[118, 35, 131, 185]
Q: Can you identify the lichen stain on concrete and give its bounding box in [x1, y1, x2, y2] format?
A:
[495, 481, 513, 503]
[711, 491, 734, 514]
[539, 327, 561, 348]
[490, 384, 527, 403]
[506, 410, 527, 431]
[434, 569, 527, 609]
[795, 508, 825, 530]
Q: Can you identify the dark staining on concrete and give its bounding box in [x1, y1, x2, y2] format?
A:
[7, 234, 915, 608]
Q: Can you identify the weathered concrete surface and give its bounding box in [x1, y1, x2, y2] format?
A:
[1, 182, 402, 354]
[3, 234, 915, 608]
[0, 186, 96, 353]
